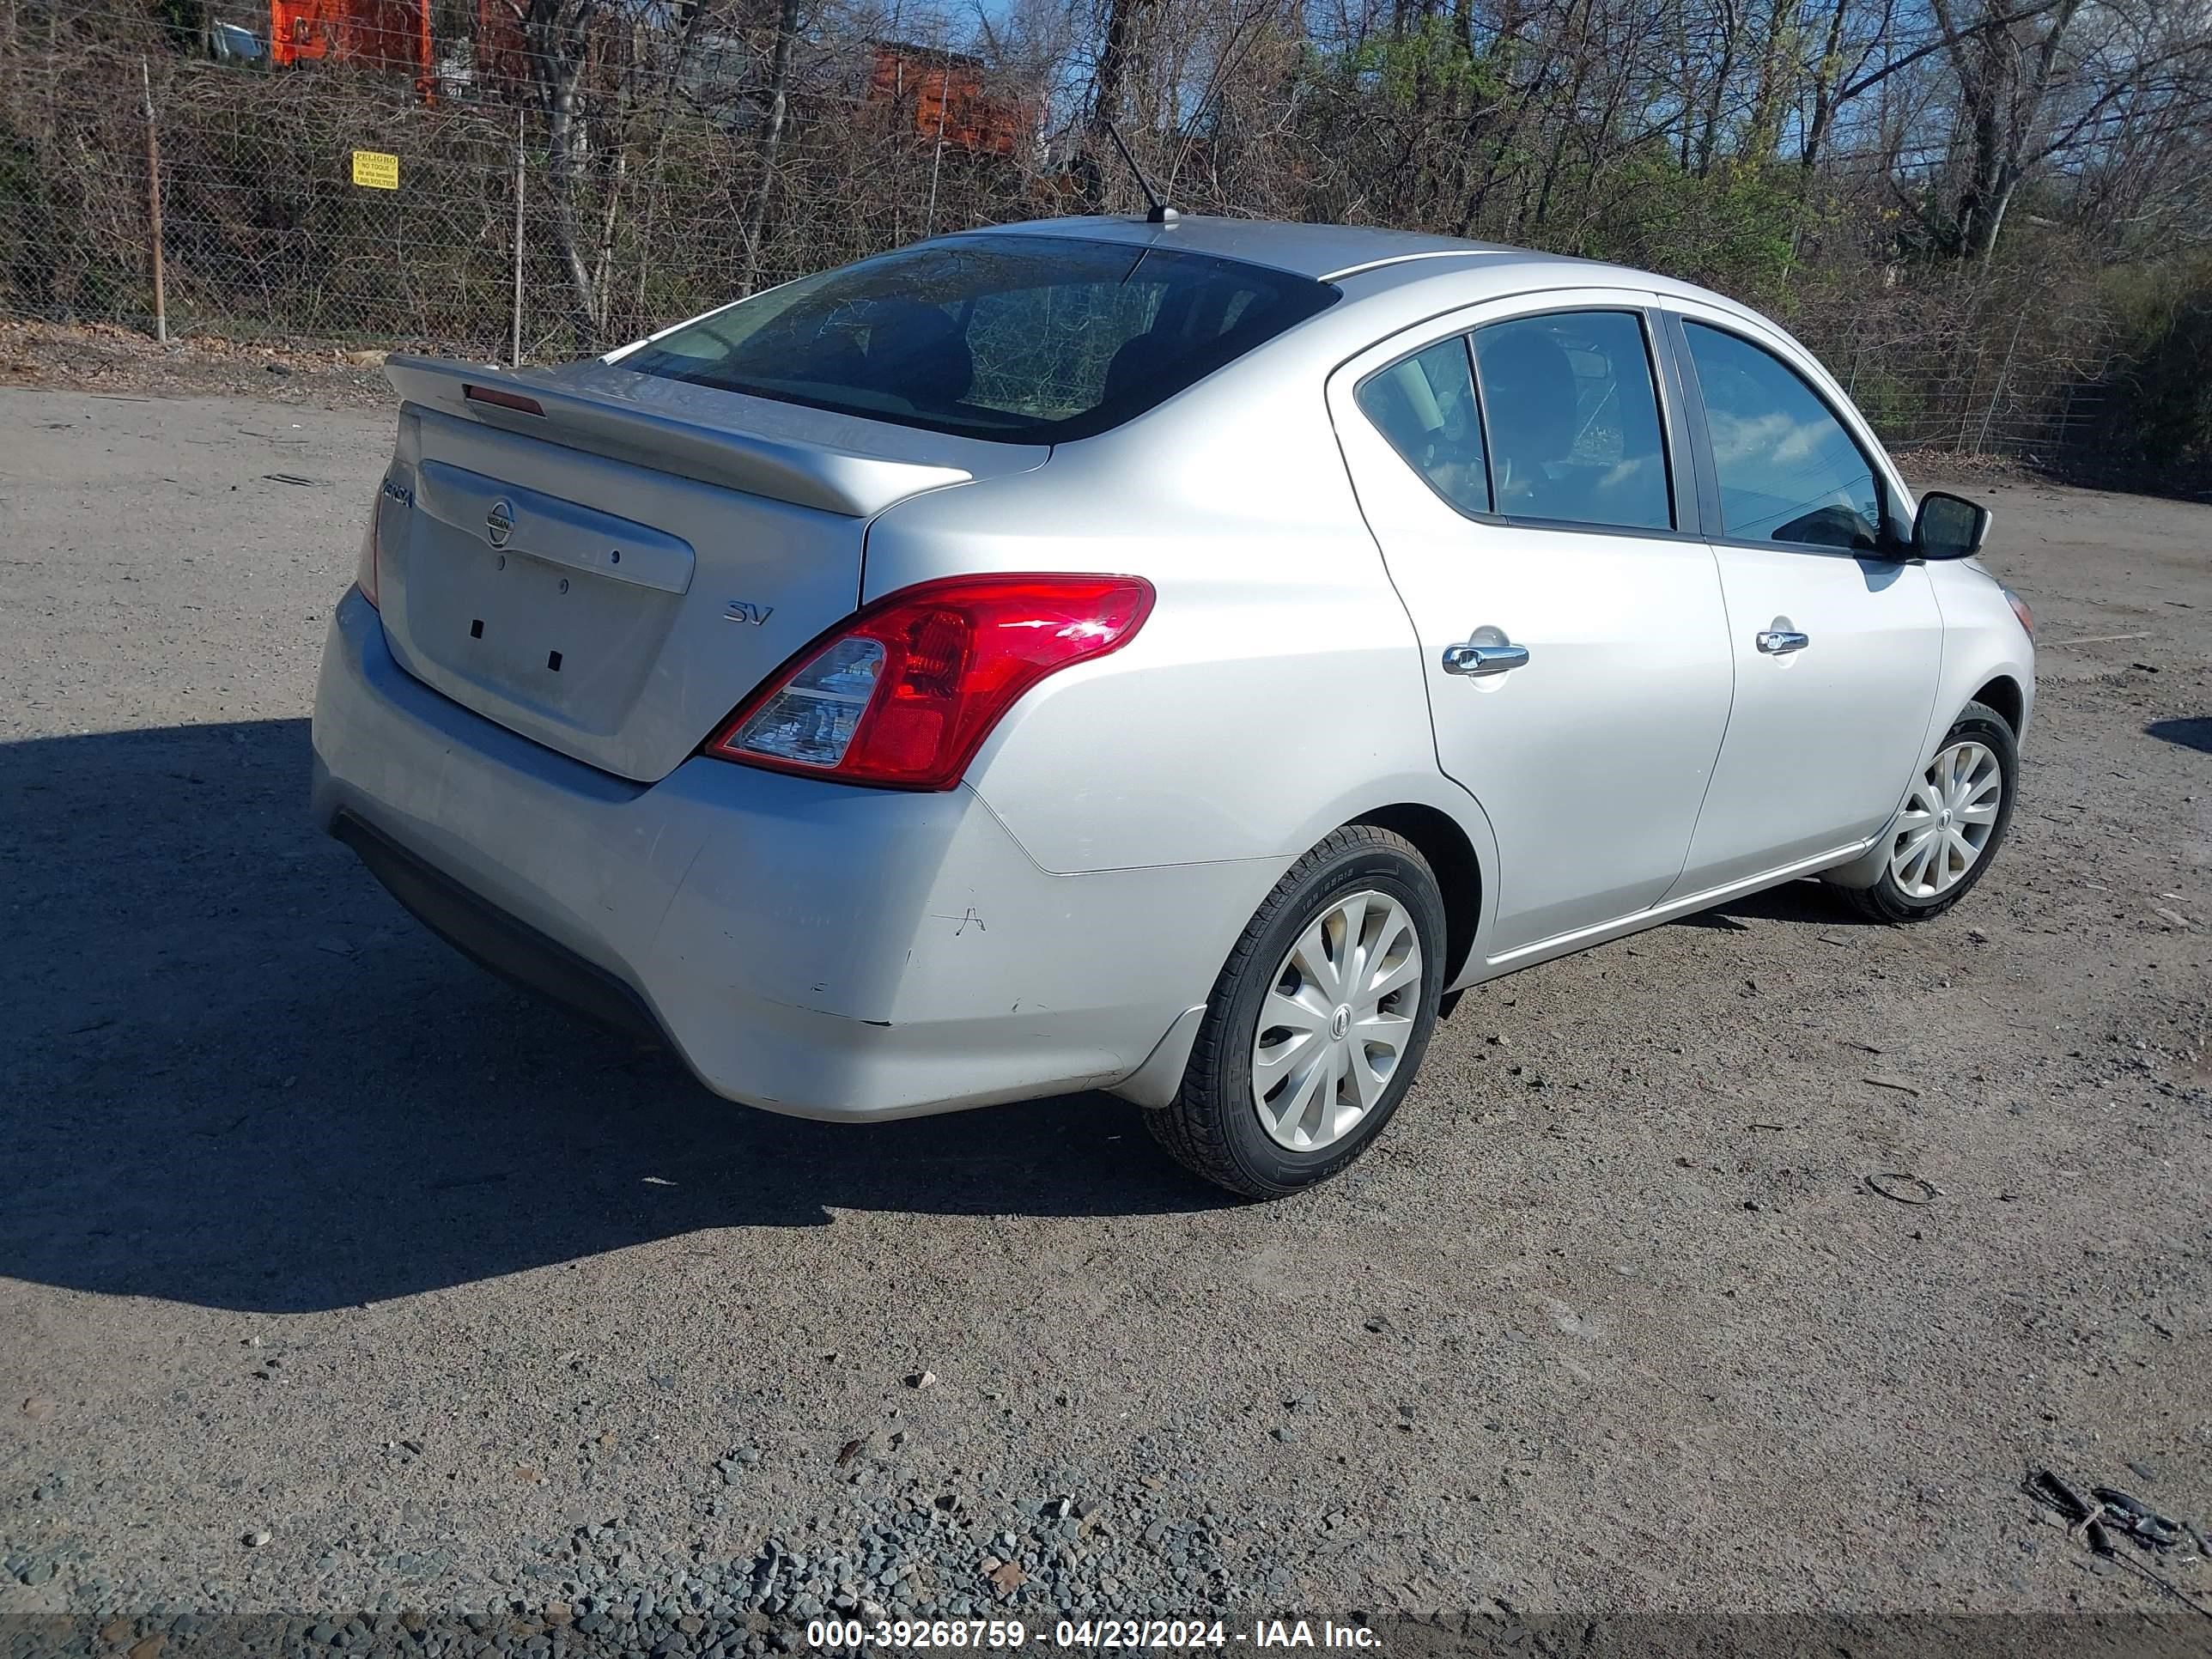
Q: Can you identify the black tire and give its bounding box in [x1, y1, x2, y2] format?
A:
[1144, 824, 1446, 1199]
[1846, 699, 2019, 924]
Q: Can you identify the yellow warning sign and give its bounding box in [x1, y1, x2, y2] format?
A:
[350, 150, 400, 191]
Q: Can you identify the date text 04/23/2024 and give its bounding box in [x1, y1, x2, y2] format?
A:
[804, 1619, 1383, 1650]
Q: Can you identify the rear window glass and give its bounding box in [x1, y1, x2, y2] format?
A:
[622, 234, 1338, 444]
[1357, 337, 1490, 515]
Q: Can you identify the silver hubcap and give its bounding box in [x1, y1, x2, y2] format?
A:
[1889, 740, 2002, 898]
[1251, 890, 1423, 1152]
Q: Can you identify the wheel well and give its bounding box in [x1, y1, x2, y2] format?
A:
[1356, 804, 1480, 987]
[1971, 675, 2024, 735]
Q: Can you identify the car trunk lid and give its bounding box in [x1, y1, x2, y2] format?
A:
[373, 356, 1043, 782]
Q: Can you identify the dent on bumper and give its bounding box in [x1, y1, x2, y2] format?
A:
[310, 590, 1249, 1119]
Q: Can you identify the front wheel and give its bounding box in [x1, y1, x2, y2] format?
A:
[1144, 824, 1446, 1199]
[1847, 699, 2018, 923]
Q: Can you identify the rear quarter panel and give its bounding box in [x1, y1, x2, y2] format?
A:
[860, 344, 1485, 884]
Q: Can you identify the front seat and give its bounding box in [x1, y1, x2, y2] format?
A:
[1102, 325, 1187, 410]
[856, 301, 975, 410]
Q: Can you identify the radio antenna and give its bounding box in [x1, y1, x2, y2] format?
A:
[1098, 117, 1177, 225]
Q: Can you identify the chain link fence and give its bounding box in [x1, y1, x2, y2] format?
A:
[0, 1, 2126, 472]
[3, 3, 1045, 356]
[1795, 267, 2119, 467]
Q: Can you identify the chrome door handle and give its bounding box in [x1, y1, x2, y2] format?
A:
[1442, 641, 1531, 677]
[1756, 629, 1809, 655]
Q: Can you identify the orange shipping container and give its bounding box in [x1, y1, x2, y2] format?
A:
[268, 0, 430, 77]
[867, 44, 1027, 158]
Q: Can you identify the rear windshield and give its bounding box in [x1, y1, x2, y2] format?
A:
[622, 234, 1339, 444]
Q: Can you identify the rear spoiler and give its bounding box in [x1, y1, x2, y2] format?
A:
[382, 356, 972, 518]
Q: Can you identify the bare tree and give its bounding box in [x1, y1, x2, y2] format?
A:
[739, 0, 803, 294]
[506, 0, 616, 336]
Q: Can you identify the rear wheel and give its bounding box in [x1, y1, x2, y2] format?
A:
[1145, 825, 1445, 1199]
[1847, 700, 2017, 923]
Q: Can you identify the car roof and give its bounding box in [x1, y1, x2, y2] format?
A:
[953, 214, 1524, 281]
[947, 213, 1754, 316]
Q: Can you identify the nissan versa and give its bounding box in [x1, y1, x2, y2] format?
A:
[311, 215, 2034, 1198]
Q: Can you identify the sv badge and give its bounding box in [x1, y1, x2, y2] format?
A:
[723, 600, 775, 627]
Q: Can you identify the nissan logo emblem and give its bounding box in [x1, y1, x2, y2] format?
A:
[485, 499, 514, 548]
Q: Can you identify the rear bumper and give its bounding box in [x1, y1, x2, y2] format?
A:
[331, 811, 665, 1045]
[310, 588, 1258, 1120]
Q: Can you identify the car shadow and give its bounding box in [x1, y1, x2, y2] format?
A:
[1671, 877, 1876, 930]
[1, 719, 1232, 1315]
[2147, 717, 2212, 755]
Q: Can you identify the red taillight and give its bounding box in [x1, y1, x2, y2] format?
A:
[705, 574, 1156, 790]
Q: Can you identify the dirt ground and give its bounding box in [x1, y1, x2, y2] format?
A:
[1, 367, 2209, 1634]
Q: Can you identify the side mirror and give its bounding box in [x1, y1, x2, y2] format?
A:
[1912, 490, 1991, 561]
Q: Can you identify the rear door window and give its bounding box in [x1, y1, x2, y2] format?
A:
[1470, 311, 1673, 532]
[623, 235, 1338, 444]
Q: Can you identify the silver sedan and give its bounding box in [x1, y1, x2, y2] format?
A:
[311, 215, 2034, 1197]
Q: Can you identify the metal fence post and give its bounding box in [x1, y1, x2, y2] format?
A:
[1975, 304, 2030, 457]
[922, 44, 951, 239]
[140, 58, 166, 345]
[511, 107, 525, 368]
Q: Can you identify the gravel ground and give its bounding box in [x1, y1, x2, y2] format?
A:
[2, 380, 2209, 1647]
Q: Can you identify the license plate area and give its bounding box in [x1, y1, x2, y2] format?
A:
[402, 528, 677, 735]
